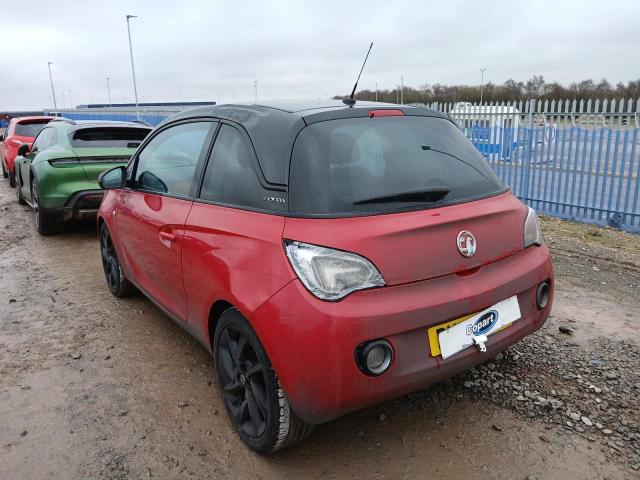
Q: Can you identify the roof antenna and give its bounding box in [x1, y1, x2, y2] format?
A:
[343, 42, 373, 107]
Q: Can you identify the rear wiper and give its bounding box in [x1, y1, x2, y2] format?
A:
[421, 145, 491, 180]
[353, 186, 450, 205]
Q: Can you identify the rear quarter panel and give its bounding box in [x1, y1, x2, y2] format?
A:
[181, 203, 294, 347]
[33, 155, 98, 209]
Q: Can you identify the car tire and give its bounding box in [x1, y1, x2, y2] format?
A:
[15, 173, 26, 205]
[1, 161, 7, 178]
[214, 308, 313, 453]
[31, 178, 63, 235]
[99, 223, 136, 298]
[9, 167, 16, 188]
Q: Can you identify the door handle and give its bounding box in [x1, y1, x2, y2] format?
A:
[159, 231, 177, 242]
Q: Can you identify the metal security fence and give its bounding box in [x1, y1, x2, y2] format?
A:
[46, 100, 640, 233]
[432, 99, 640, 233]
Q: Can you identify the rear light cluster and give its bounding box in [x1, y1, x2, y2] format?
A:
[284, 241, 385, 301]
[524, 206, 543, 247]
[48, 158, 79, 167]
[368, 109, 405, 118]
[7, 139, 23, 147]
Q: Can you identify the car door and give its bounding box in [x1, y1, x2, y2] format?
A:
[182, 123, 290, 338]
[19, 128, 52, 201]
[116, 120, 216, 321]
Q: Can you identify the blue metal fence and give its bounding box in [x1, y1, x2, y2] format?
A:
[48, 100, 640, 233]
[440, 99, 640, 233]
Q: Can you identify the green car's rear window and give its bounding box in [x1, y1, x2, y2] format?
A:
[71, 127, 150, 148]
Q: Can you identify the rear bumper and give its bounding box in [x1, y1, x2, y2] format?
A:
[49, 189, 105, 221]
[4, 147, 17, 173]
[249, 245, 553, 425]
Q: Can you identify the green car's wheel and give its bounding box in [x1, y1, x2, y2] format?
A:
[100, 223, 135, 297]
[31, 178, 63, 235]
[214, 308, 313, 453]
[15, 172, 26, 205]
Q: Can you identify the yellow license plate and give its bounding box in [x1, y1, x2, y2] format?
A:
[427, 314, 474, 357]
[427, 311, 514, 357]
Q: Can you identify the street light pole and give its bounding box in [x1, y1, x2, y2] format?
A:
[375, 82, 378, 102]
[106, 77, 112, 107]
[47, 62, 58, 110]
[126, 15, 140, 119]
[400, 76, 404, 104]
[253, 80, 258, 102]
[480, 68, 486, 104]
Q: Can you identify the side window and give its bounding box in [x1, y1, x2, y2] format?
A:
[200, 125, 265, 208]
[134, 122, 212, 196]
[32, 128, 53, 152]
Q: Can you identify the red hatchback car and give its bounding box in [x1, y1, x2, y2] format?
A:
[97, 100, 553, 452]
[0, 116, 56, 186]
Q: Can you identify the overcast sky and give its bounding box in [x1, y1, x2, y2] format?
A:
[1, 0, 638, 110]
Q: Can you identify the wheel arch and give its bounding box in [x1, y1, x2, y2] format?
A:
[97, 214, 106, 233]
[207, 299, 235, 349]
[28, 165, 37, 194]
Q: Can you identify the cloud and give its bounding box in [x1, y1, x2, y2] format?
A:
[1, 0, 638, 109]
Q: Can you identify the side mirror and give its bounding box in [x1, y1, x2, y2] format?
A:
[99, 166, 127, 190]
[17, 143, 30, 157]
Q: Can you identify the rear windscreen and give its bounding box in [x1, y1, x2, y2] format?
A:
[71, 127, 150, 148]
[15, 121, 49, 138]
[289, 116, 505, 215]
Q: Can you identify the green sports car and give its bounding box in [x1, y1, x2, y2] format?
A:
[14, 119, 151, 234]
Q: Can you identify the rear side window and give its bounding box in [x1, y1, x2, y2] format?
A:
[200, 125, 265, 208]
[32, 128, 57, 151]
[15, 121, 49, 138]
[289, 116, 505, 215]
[71, 127, 150, 148]
[135, 122, 212, 196]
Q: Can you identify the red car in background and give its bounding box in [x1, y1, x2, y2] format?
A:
[0, 116, 56, 186]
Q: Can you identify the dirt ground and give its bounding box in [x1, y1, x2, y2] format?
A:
[0, 179, 639, 480]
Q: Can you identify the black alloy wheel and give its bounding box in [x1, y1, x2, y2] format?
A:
[30, 178, 62, 234]
[214, 309, 312, 453]
[31, 178, 39, 224]
[100, 224, 134, 297]
[218, 324, 270, 439]
[15, 171, 25, 205]
[9, 165, 16, 187]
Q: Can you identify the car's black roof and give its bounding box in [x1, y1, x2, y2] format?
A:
[159, 100, 450, 186]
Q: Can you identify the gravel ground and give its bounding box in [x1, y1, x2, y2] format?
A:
[0, 178, 639, 479]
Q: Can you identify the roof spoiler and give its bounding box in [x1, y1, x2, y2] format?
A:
[49, 117, 76, 125]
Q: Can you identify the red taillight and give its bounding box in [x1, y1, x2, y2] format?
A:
[7, 138, 23, 147]
[368, 109, 405, 118]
